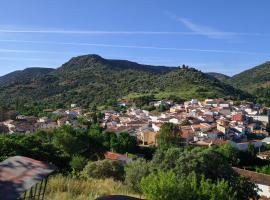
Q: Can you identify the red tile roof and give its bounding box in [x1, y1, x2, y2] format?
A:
[104, 152, 128, 161]
[0, 156, 56, 200]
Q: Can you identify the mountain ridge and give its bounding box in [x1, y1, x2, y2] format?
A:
[0, 54, 253, 109]
[0, 67, 55, 86]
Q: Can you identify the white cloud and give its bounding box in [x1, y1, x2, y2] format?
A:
[0, 27, 267, 37]
[164, 11, 267, 39]
[177, 18, 233, 39]
[165, 11, 232, 39]
[0, 40, 269, 56]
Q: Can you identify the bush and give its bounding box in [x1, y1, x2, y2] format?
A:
[140, 171, 236, 200]
[82, 160, 124, 181]
[125, 158, 150, 193]
[70, 155, 88, 172]
[140, 171, 179, 200]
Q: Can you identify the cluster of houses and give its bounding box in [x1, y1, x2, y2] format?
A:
[0, 105, 84, 134]
[103, 98, 270, 150]
[1, 98, 270, 198]
[1, 98, 270, 151]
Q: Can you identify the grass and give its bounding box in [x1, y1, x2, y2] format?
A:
[45, 175, 141, 200]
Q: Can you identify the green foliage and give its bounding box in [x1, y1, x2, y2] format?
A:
[70, 155, 88, 172]
[0, 123, 140, 174]
[149, 147, 258, 200]
[256, 87, 270, 106]
[124, 158, 150, 193]
[256, 165, 270, 175]
[53, 125, 104, 158]
[82, 160, 124, 181]
[140, 171, 180, 200]
[228, 62, 270, 93]
[207, 72, 230, 82]
[0, 134, 69, 170]
[214, 144, 240, 165]
[103, 132, 138, 154]
[229, 176, 259, 200]
[156, 104, 169, 112]
[156, 123, 181, 148]
[151, 147, 233, 181]
[140, 171, 236, 200]
[131, 95, 155, 108]
[0, 55, 252, 110]
[224, 62, 270, 106]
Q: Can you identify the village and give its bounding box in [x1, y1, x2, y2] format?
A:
[1, 98, 270, 151]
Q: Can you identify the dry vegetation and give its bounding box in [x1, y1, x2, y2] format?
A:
[45, 175, 141, 200]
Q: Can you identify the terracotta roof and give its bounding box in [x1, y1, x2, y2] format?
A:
[180, 126, 194, 139]
[104, 152, 128, 161]
[203, 138, 227, 145]
[233, 167, 270, 186]
[0, 156, 57, 200]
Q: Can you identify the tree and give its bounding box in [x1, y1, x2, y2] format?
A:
[149, 147, 258, 200]
[156, 123, 181, 148]
[140, 171, 236, 200]
[82, 160, 124, 181]
[140, 171, 180, 200]
[70, 155, 88, 172]
[151, 147, 234, 181]
[0, 134, 69, 170]
[103, 132, 138, 154]
[53, 126, 89, 156]
[214, 144, 240, 166]
[116, 132, 138, 154]
[125, 158, 150, 193]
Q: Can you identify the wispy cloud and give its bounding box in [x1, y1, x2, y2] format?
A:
[165, 12, 232, 39]
[164, 11, 265, 40]
[0, 27, 268, 37]
[178, 18, 233, 39]
[0, 29, 200, 35]
[0, 39, 270, 56]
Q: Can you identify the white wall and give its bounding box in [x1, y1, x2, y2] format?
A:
[258, 184, 270, 198]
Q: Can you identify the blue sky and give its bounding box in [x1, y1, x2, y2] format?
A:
[0, 0, 270, 76]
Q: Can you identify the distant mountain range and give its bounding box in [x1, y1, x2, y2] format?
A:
[0, 67, 54, 86]
[0, 54, 263, 109]
[207, 62, 270, 106]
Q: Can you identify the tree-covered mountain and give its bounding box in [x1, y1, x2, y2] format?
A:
[217, 62, 270, 106]
[228, 62, 270, 92]
[0, 54, 253, 109]
[207, 72, 230, 82]
[0, 67, 55, 86]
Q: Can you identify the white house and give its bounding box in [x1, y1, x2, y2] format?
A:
[152, 123, 161, 132]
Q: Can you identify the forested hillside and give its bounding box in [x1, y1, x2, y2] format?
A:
[0, 54, 252, 109]
[207, 72, 230, 82]
[0, 67, 54, 86]
[207, 62, 270, 106]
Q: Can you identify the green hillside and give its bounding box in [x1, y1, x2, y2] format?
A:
[207, 72, 230, 82]
[0, 54, 253, 109]
[229, 62, 270, 92]
[225, 62, 270, 105]
[0, 67, 54, 86]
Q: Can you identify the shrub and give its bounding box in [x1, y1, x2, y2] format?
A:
[125, 158, 150, 193]
[140, 171, 179, 200]
[82, 160, 124, 181]
[140, 171, 236, 200]
[70, 155, 88, 172]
